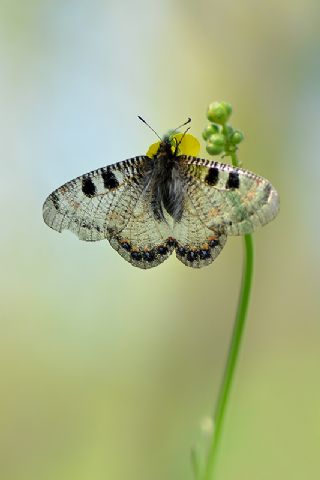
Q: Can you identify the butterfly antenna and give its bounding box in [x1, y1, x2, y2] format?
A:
[173, 119, 192, 153]
[171, 118, 191, 153]
[138, 116, 161, 140]
[172, 117, 191, 134]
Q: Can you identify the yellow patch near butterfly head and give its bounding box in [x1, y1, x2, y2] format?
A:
[146, 133, 200, 158]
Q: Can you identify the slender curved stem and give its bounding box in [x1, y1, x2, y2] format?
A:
[201, 147, 255, 480]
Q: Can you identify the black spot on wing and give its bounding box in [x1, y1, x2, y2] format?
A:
[209, 238, 219, 248]
[82, 176, 96, 197]
[51, 192, 60, 210]
[102, 169, 119, 189]
[157, 245, 168, 255]
[121, 241, 131, 251]
[199, 249, 211, 259]
[143, 251, 155, 262]
[226, 171, 240, 189]
[205, 167, 219, 186]
[167, 238, 176, 248]
[131, 251, 142, 261]
[177, 246, 186, 256]
[187, 250, 199, 262]
[263, 183, 272, 201]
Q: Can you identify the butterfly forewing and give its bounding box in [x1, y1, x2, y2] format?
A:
[178, 155, 279, 236]
[43, 156, 149, 241]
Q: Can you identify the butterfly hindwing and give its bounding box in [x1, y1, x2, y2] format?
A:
[108, 180, 174, 269]
[178, 155, 279, 235]
[173, 195, 227, 268]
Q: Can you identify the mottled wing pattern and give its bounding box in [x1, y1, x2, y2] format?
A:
[108, 180, 174, 269]
[173, 194, 227, 268]
[43, 156, 174, 269]
[178, 155, 279, 236]
[43, 156, 149, 241]
[43, 150, 279, 270]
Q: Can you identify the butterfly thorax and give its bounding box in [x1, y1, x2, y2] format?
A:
[149, 137, 184, 222]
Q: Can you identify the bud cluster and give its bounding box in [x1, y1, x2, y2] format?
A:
[202, 101, 244, 156]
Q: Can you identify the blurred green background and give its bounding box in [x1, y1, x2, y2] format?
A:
[1, 1, 319, 479]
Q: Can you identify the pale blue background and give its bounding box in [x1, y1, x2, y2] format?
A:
[1, 1, 320, 479]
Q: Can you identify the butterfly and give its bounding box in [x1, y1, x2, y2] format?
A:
[43, 123, 279, 269]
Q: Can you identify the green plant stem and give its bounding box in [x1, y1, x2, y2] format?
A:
[202, 148, 254, 480]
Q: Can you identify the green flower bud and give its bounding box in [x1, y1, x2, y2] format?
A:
[202, 123, 219, 141]
[206, 133, 226, 155]
[208, 132, 225, 146]
[223, 125, 234, 139]
[206, 142, 224, 155]
[207, 101, 232, 125]
[231, 130, 244, 145]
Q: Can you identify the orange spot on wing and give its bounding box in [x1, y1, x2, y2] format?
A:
[209, 207, 221, 217]
[246, 191, 255, 201]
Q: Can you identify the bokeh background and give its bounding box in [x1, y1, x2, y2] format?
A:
[1, 1, 320, 479]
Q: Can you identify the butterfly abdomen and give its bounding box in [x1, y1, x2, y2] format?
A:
[150, 139, 185, 222]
